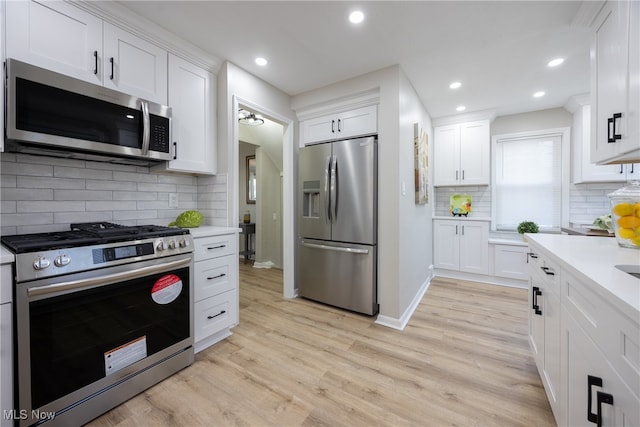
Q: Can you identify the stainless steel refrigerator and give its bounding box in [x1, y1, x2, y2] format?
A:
[297, 135, 378, 315]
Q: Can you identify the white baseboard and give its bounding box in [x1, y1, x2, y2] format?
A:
[433, 269, 528, 289]
[375, 265, 434, 330]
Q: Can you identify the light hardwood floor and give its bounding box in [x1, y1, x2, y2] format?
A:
[88, 263, 555, 427]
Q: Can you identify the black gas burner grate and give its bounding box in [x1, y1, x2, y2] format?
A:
[2, 222, 189, 253]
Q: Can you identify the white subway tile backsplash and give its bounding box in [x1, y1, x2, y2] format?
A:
[0, 153, 228, 235]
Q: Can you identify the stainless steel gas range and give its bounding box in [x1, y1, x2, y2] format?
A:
[1, 222, 195, 426]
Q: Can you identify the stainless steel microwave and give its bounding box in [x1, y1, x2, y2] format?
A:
[5, 59, 172, 164]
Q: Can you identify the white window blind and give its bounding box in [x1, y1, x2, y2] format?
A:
[494, 134, 562, 231]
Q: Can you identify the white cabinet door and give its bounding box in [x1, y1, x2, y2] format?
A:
[301, 113, 336, 145]
[0, 303, 11, 427]
[103, 23, 168, 105]
[154, 55, 215, 174]
[591, 0, 640, 163]
[433, 125, 460, 186]
[493, 244, 528, 280]
[337, 105, 377, 140]
[458, 221, 488, 274]
[563, 308, 640, 427]
[5, 0, 103, 84]
[434, 120, 489, 186]
[300, 105, 377, 145]
[529, 273, 545, 367]
[433, 220, 460, 270]
[459, 121, 490, 185]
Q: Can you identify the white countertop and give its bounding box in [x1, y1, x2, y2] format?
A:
[185, 226, 241, 238]
[433, 216, 491, 222]
[526, 234, 640, 320]
[0, 245, 15, 265]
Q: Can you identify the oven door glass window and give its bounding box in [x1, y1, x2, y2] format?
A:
[28, 266, 190, 408]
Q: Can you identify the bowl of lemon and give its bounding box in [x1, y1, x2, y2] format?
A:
[609, 181, 640, 249]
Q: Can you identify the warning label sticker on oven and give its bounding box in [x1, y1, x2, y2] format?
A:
[105, 336, 147, 376]
[151, 274, 183, 304]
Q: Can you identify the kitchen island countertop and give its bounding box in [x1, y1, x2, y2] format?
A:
[526, 233, 640, 321]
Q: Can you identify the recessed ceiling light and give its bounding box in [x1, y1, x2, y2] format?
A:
[349, 10, 364, 24]
[533, 91, 546, 98]
[456, 106, 466, 112]
[547, 58, 564, 67]
[255, 57, 268, 67]
[449, 81, 462, 89]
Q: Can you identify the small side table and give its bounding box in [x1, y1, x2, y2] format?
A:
[238, 222, 256, 263]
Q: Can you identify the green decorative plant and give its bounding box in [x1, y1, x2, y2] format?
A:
[517, 221, 539, 234]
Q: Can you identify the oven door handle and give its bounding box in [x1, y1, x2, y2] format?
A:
[27, 257, 191, 298]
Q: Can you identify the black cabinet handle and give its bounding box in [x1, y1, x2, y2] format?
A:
[620, 165, 625, 174]
[588, 375, 603, 423]
[207, 245, 226, 250]
[337, 118, 341, 132]
[596, 391, 614, 427]
[93, 51, 98, 75]
[173, 141, 177, 160]
[207, 310, 226, 320]
[331, 120, 335, 133]
[109, 57, 115, 80]
[207, 273, 226, 280]
[532, 286, 542, 315]
[631, 164, 635, 174]
[541, 266, 555, 276]
[612, 113, 622, 142]
[456, 170, 459, 181]
[462, 170, 465, 180]
[526, 252, 538, 263]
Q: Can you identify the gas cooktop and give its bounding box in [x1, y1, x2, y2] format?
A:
[1, 222, 189, 254]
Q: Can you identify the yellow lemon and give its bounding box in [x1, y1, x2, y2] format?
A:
[613, 202, 634, 217]
[631, 235, 640, 247]
[617, 215, 640, 229]
[634, 203, 640, 218]
[618, 228, 636, 239]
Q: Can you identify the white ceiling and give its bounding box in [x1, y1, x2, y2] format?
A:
[118, 0, 594, 119]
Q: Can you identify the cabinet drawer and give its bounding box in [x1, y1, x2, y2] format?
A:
[194, 256, 236, 302]
[194, 290, 237, 343]
[194, 234, 236, 261]
[562, 270, 640, 398]
[528, 249, 560, 295]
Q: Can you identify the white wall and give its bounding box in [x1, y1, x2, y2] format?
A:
[292, 65, 433, 323]
[491, 107, 572, 135]
[217, 61, 297, 296]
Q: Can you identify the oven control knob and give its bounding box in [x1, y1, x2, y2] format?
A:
[168, 240, 177, 250]
[54, 254, 71, 267]
[33, 257, 51, 270]
[156, 241, 167, 251]
[179, 238, 189, 248]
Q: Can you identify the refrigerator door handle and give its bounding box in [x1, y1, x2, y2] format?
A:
[330, 154, 338, 224]
[301, 241, 369, 254]
[324, 155, 332, 223]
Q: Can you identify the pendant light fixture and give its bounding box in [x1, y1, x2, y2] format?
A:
[238, 109, 264, 126]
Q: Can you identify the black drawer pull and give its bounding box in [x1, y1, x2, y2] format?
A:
[93, 51, 98, 75]
[109, 57, 114, 80]
[207, 310, 226, 320]
[596, 391, 614, 427]
[527, 252, 538, 263]
[532, 286, 542, 315]
[588, 375, 603, 423]
[207, 245, 226, 250]
[540, 266, 555, 276]
[207, 273, 226, 280]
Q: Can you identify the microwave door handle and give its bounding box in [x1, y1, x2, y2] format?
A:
[141, 100, 150, 155]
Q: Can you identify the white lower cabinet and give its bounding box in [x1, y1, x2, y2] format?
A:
[192, 231, 239, 353]
[433, 219, 488, 274]
[0, 263, 12, 426]
[528, 241, 640, 427]
[493, 243, 528, 280]
[527, 250, 561, 421]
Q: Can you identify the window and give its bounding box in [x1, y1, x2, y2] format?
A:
[492, 131, 566, 232]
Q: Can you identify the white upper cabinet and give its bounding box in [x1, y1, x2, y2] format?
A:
[102, 23, 168, 105]
[6, 0, 168, 105]
[591, 0, 640, 164]
[433, 120, 490, 186]
[301, 105, 377, 145]
[6, 0, 103, 85]
[153, 55, 216, 175]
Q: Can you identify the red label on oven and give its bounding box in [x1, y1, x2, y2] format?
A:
[151, 274, 183, 304]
